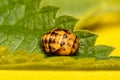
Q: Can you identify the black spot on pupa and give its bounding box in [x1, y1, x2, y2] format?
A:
[49, 38, 52, 43]
[69, 38, 72, 40]
[55, 33, 59, 36]
[53, 39, 55, 43]
[63, 34, 67, 38]
[60, 41, 65, 47]
[72, 37, 77, 48]
[49, 45, 52, 50]
[51, 31, 55, 35]
[52, 48, 56, 50]
[67, 43, 71, 47]
[55, 28, 62, 31]
[51, 31, 58, 36]
[54, 48, 62, 55]
[63, 29, 71, 34]
[46, 32, 51, 35]
[45, 39, 47, 44]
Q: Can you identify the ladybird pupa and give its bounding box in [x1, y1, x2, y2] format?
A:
[41, 28, 79, 56]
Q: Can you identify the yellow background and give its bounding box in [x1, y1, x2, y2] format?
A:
[94, 13, 120, 56]
[0, 70, 120, 80]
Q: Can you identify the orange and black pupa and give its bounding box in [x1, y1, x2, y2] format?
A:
[41, 28, 79, 56]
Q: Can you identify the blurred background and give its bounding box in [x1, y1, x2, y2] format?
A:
[41, 0, 120, 56]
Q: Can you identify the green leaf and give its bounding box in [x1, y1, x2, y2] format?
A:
[0, 1, 25, 26]
[74, 30, 114, 59]
[18, 6, 59, 31]
[74, 30, 98, 58]
[0, 28, 42, 52]
[20, 0, 42, 15]
[55, 15, 78, 31]
[88, 45, 115, 58]
[75, 30, 98, 47]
